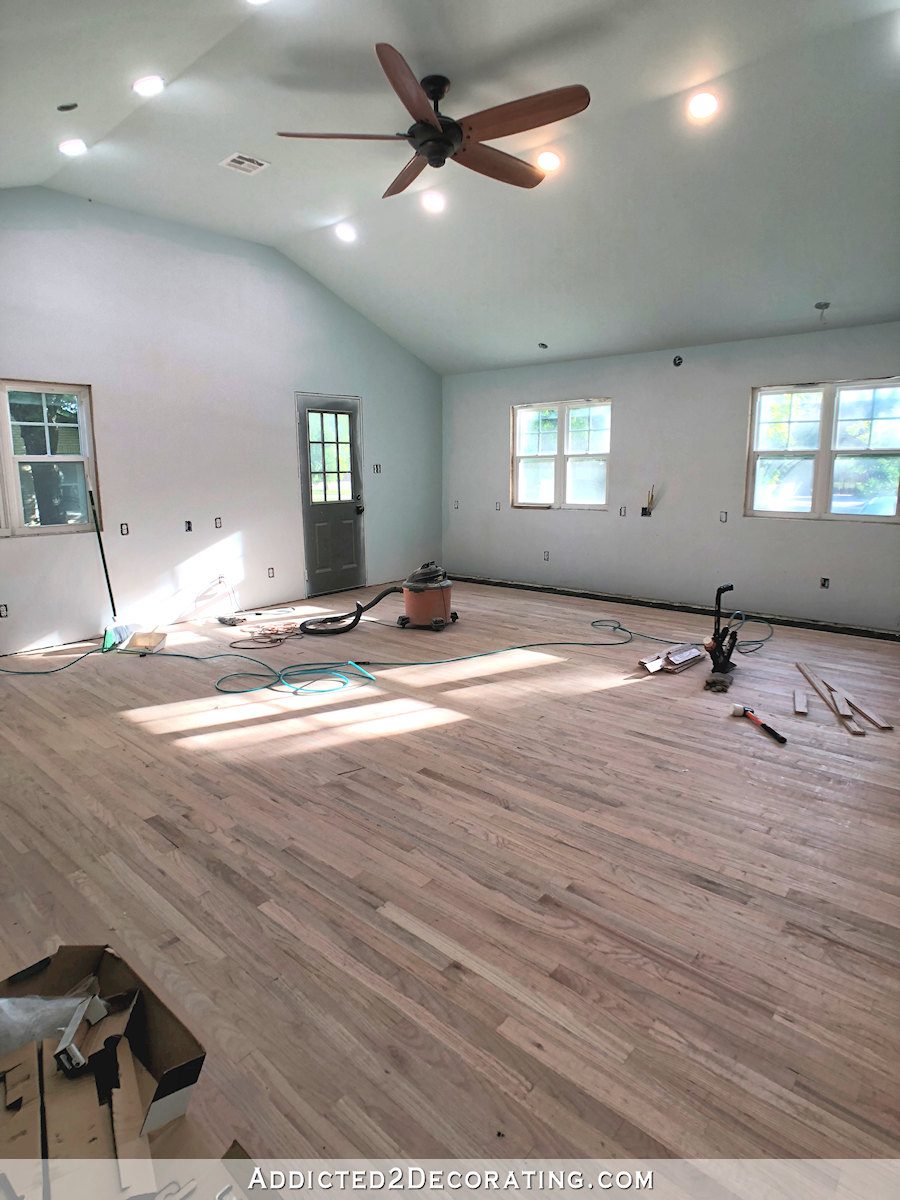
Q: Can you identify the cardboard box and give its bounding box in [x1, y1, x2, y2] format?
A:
[0, 945, 205, 1137]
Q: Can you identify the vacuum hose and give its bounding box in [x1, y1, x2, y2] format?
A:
[298, 585, 402, 636]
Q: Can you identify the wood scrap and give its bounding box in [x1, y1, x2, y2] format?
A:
[795, 663, 866, 735]
[111, 1038, 155, 1195]
[844, 694, 894, 730]
[793, 689, 808, 715]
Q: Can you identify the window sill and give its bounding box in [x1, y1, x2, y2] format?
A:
[1, 524, 95, 537]
[511, 503, 608, 511]
[744, 510, 899, 524]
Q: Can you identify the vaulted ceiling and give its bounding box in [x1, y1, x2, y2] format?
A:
[2, 0, 899, 372]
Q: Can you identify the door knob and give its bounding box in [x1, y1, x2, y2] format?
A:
[355, 504, 365, 515]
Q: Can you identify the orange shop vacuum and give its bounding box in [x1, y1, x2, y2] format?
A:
[298, 562, 458, 636]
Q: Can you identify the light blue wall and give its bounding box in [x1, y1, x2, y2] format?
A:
[443, 323, 900, 631]
[0, 187, 442, 652]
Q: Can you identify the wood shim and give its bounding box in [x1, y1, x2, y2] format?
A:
[795, 664, 866, 735]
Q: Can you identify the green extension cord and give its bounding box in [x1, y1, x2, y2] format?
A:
[0, 610, 773, 695]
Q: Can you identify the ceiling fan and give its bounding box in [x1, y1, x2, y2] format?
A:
[278, 43, 590, 198]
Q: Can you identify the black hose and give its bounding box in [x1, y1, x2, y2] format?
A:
[298, 586, 403, 636]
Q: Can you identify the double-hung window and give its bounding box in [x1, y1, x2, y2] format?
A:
[512, 399, 611, 508]
[746, 378, 900, 520]
[0, 381, 97, 534]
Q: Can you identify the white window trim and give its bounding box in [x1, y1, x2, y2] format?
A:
[511, 398, 611, 510]
[745, 377, 900, 523]
[0, 380, 98, 536]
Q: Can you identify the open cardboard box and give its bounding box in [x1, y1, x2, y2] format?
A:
[0, 945, 205, 1139]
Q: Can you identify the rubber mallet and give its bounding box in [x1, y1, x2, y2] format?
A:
[731, 704, 787, 744]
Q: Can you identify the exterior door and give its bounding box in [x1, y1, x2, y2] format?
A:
[297, 393, 366, 595]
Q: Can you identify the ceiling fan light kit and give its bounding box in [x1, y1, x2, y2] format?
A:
[278, 42, 590, 198]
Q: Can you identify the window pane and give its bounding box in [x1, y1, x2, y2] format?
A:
[11, 424, 49, 454]
[45, 394, 79, 424]
[758, 393, 791, 423]
[588, 428, 610, 454]
[568, 429, 589, 454]
[787, 422, 819, 450]
[336, 413, 350, 441]
[752, 456, 814, 512]
[756, 391, 821, 451]
[324, 444, 338, 471]
[49, 425, 82, 455]
[757, 422, 789, 450]
[338, 445, 351, 472]
[517, 407, 558, 455]
[324, 473, 339, 501]
[338, 473, 353, 500]
[873, 388, 900, 419]
[309, 443, 323, 472]
[517, 458, 555, 504]
[566, 457, 607, 505]
[310, 472, 325, 502]
[590, 406, 610, 431]
[9, 391, 44, 422]
[18, 461, 88, 526]
[307, 411, 322, 441]
[837, 389, 873, 421]
[871, 419, 900, 450]
[322, 412, 337, 442]
[835, 420, 871, 449]
[830, 455, 900, 516]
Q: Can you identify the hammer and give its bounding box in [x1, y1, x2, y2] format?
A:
[731, 704, 787, 744]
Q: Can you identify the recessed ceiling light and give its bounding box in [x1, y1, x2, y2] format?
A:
[687, 91, 719, 120]
[421, 190, 446, 214]
[132, 74, 165, 98]
[56, 102, 78, 112]
[536, 151, 561, 172]
[58, 138, 88, 157]
[334, 222, 357, 243]
[246, 0, 271, 5]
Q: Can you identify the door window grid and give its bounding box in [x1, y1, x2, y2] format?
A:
[308, 409, 353, 503]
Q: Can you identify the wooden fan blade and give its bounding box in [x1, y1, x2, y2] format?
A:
[383, 155, 427, 198]
[375, 43, 440, 130]
[461, 85, 590, 142]
[452, 142, 544, 188]
[278, 132, 408, 140]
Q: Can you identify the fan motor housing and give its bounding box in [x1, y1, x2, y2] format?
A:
[407, 116, 462, 167]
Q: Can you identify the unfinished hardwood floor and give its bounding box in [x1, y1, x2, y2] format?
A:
[1, 583, 899, 1157]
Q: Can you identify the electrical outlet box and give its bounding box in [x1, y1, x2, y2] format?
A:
[543, 550, 550, 561]
[214, 516, 222, 529]
[120, 523, 129, 536]
[820, 577, 830, 589]
[618, 505, 626, 517]
[453, 500, 459, 509]
[184, 520, 193, 532]
[267, 567, 275, 578]
[372, 463, 382, 474]
[641, 506, 652, 517]
[0, 604, 8, 619]
[720, 511, 728, 523]
[495, 501, 501, 511]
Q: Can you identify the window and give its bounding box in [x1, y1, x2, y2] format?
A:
[0, 381, 97, 534]
[512, 399, 610, 508]
[746, 379, 900, 520]
[307, 409, 353, 503]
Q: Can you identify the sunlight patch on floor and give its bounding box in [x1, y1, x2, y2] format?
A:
[172, 696, 466, 753]
[379, 648, 563, 687]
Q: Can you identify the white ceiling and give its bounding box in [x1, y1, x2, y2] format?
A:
[2, 0, 899, 373]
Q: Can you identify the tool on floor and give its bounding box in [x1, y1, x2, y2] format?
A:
[731, 704, 787, 744]
[299, 562, 459, 635]
[704, 583, 740, 691]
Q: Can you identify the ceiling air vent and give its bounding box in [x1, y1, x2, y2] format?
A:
[219, 153, 270, 175]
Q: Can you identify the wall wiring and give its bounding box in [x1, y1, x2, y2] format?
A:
[0, 611, 774, 696]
